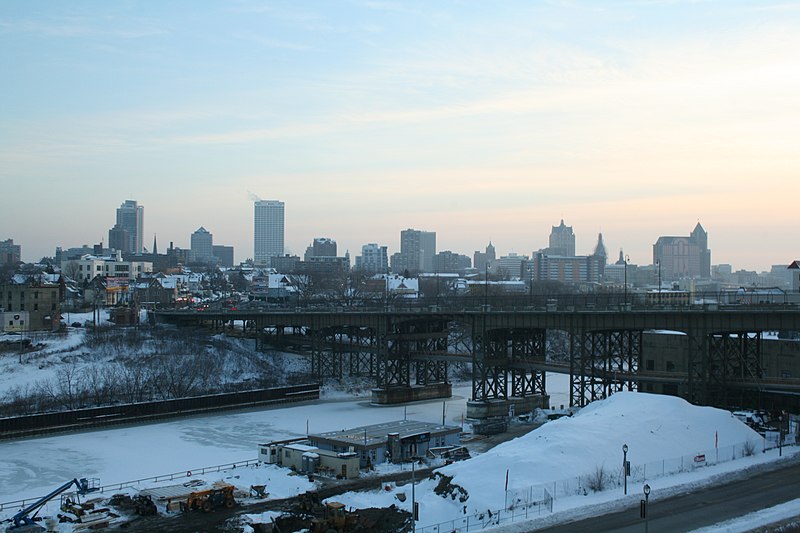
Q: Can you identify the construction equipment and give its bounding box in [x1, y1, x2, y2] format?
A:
[310, 502, 359, 533]
[182, 483, 235, 512]
[10, 477, 99, 530]
[132, 494, 157, 516]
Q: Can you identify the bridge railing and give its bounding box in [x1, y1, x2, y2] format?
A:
[176, 291, 798, 314]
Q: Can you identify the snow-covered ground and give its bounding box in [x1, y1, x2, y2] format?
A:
[2, 323, 799, 532]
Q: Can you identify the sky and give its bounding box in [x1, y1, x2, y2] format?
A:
[1, 1, 798, 270]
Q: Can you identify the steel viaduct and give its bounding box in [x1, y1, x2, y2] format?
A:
[154, 306, 800, 420]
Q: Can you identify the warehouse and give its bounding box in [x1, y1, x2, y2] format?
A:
[308, 419, 461, 468]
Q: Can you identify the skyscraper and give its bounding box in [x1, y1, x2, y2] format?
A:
[254, 200, 285, 267]
[355, 243, 389, 274]
[653, 222, 711, 280]
[190, 227, 214, 263]
[391, 229, 436, 274]
[115, 200, 144, 254]
[548, 219, 575, 257]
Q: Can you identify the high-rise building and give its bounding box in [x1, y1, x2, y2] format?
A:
[548, 219, 575, 257]
[473, 241, 496, 272]
[355, 243, 388, 274]
[212, 245, 234, 268]
[391, 229, 436, 275]
[653, 222, 711, 281]
[115, 200, 144, 254]
[108, 224, 129, 253]
[254, 200, 285, 267]
[0, 239, 21, 266]
[432, 251, 471, 274]
[304, 237, 337, 260]
[190, 227, 214, 264]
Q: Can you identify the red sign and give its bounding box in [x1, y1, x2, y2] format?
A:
[694, 454, 706, 463]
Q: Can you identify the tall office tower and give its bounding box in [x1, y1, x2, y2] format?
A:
[355, 243, 389, 274]
[191, 227, 214, 263]
[115, 200, 144, 254]
[653, 222, 711, 281]
[108, 224, 129, 253]
[0, 239, 22, 266]
[305, 237, 337, 260]
[473, 241, 496, 272]
[392, 229, 436, 274]
[254, 200, 285, 267]
[548, 219, 575, 257]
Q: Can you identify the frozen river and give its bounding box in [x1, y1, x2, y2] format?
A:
[0, 374, 571, 504]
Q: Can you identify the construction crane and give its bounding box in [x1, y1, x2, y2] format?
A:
[10, 477, 99, 530]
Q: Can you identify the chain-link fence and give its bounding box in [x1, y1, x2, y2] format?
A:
[419, 436, 794, 532]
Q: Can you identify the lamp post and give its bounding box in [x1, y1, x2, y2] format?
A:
[484, 261, 489, 311]
[411, 457, 417, 533]
[622, 444, 629, 495]
[643, 483, 651, 533]
[623, 255, 630, 309]
[655, 259, 662, 304]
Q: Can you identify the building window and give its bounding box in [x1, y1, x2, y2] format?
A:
[665, 360, 675, 371]
[646, 359, 655, 371]
[34, 303, 38, 311]
[19, 303, 24, 311]
[34, 291, 39, 299]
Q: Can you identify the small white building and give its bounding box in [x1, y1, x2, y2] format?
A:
[258, 440, 360, 479]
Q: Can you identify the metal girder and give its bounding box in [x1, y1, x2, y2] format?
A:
[570, 329, 641, 407]
[472, 327, 546, 402]
[707, 332, 762, 408]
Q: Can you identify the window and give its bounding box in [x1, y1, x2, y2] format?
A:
[34, 291, 39, 299]
[33, 303, 38, 311]
[665, 360, 675, 371]
[646, 359, 655, 371]
[19, 303, 24, 311]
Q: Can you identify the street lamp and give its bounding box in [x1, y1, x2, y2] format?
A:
[643, 483, 651, 533]
[623, 255, 630, 309]
[411, 457, 418, 533]
[622, 444, 629, 495]
[484, 261, 489, 311]
[655, 259, 662, 304]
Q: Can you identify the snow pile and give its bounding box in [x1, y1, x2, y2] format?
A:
[331, 392, 764, 527]
[438, 392, 761, 510]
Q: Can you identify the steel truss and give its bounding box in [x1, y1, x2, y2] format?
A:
[311, 326, 378, 380]
[378, 319, 449, 388]
[706, 332, 762, 408]
[570, 330, 641, 407]
[472, 328, 546, 401]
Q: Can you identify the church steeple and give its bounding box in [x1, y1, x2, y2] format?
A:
[593, 233, 607, 263]
[152, 234, 158, 256]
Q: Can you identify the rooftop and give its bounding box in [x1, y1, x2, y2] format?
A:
[310, 419, 459, 448]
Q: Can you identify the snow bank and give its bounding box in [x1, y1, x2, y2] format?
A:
[436, 392, 761, 511]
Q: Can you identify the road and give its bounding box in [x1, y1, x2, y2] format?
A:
[534, 454, 800, 532]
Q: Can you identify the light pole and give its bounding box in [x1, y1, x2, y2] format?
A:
[655, 260, 662, 304]
[411, 457, 417, 533]
[643, 483, 651, 533]
[622, 444, 629, 495]
[623, 255, 630, 309]
[484, 262, 489, 311]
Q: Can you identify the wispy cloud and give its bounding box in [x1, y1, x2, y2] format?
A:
[0, 17, 166, 39]
[234, 31, 311, 51]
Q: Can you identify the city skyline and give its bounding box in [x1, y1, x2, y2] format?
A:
[2, 1, 799, 271]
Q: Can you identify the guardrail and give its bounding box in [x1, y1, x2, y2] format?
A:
[0, 458, 260, 512]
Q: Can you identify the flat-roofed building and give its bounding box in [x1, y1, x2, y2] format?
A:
[308, 419, 460, 467]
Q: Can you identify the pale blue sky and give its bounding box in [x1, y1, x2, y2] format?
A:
[2, 1, 798, 270]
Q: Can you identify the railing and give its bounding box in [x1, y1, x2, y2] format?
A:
[418, 436, 797, 532]
[0, 458, 259, 512]
[164, 291, 799, 315]
[417, 489, 553, 533]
